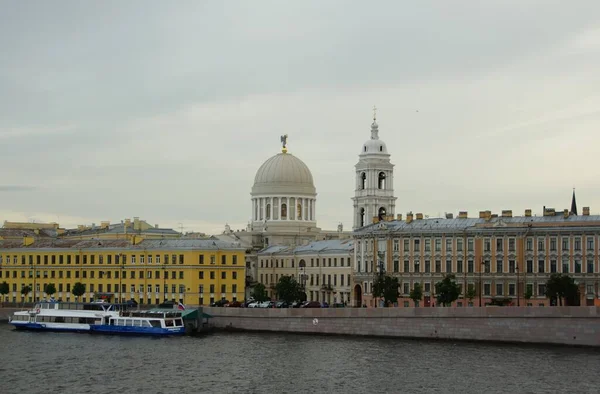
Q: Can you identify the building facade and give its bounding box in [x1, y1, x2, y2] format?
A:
[353, 208, 600, 308]
[257, 239, 353, 304]
[0, 238, 246, 306]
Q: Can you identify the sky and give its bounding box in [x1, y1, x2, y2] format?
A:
[1, 1, 600, 235]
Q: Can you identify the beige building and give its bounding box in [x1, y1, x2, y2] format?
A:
[353, 205, 600, 308]
[257, 239, 354, 304]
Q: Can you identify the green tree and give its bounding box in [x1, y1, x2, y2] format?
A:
[72, 282, 86, 301]
[434, 274, 461, 307]
[275, 275, 301, 303]
[466, 285, 477, 305]
[524, 287, 533, 300]
[44, 283, 57, 299]
[372, 275, 400, 307]
[20, 285, 32, 306]
[251, 283, 269, 302]
[409, 282, 423, 307]
[0, 281, 9, 306]
[546, 273, 579, 306]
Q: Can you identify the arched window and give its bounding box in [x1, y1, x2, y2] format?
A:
[281, 203, 287, 219]
[360, 208, 365, 227]
[378, 207, 386, 221]
[361, 173, 366, 189]
[378, 172, 386, 189]
[266, 204, 271, 220]
[364, 146, 367, 152]
[379, 145, 383, 152]
[297, 202, 302, 220]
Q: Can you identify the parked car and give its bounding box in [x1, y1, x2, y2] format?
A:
[275, 301, 289, 308]
[247, 301, 260, 308]
[321, 302, 329, 308]
[225, 301, 242, 308]
[292, 301, 307, 308]
[301, 301, 322, 308]
[210, 299, 229, 307]
[332, 303, 345, 308]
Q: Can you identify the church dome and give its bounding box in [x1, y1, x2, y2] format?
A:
[360, 121, 388, 155]
[251, 153, 316, 195]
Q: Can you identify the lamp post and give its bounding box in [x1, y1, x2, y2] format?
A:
[118, 253, 124, 303]
[516, 263, 520, 307]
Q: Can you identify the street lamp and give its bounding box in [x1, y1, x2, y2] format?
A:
[516, 263, 520, 307]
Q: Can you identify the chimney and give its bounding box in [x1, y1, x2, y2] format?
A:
[416, 213, 423, 220]
[583, 207, 590, 216]
[525, 209, 532, 217]
[396, 214, 403, 221]
[501, 210, 512, 218]
[479, 211, 486, 219]
[133, 217, 140, 230]
[484, 210, 492, 220]
[101, 221, 110, 229]
[458, 211, 468, 219]
[543, 208, 555, 216]
[406, 213, 413, 224]
[445, 213, 453, 219]
[124, 218, 131, 227]
[23, 236, 34, 247]
[563, 209, 569, 219]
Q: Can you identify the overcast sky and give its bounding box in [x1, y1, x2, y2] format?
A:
[1, 1, 600, 234]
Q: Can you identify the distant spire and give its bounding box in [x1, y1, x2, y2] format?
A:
[370, 106, 379, 140]
[570, 188, 578, 215]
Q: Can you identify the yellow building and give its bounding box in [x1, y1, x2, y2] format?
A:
[0, 237, 246, 306]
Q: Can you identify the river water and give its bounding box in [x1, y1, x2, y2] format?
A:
[0, 323, 599, 394]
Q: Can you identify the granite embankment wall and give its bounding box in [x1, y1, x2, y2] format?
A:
[203, 306, 600, 347]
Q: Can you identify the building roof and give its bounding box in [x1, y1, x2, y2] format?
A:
[354, 214, 600, 235]
[0, 238, 244, 251]
[258, 239, 354, 256]
[63, 222, 179, 237]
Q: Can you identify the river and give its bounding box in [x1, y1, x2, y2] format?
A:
[0, 323, 598, 393]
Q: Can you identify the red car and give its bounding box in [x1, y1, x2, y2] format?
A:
[225, 301, 242, 308]
[300, 301, 321, 308]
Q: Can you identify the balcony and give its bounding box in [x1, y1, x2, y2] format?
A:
[321, 284, 334, 292]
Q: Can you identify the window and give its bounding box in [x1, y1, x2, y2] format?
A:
[457, 239, 463, 252]
[210, 255, 216, 265]
[587, 237, 594, 251]
[538, 284, 546, 297]
[587, 259, 594, 274]
[526, 260, 533, 273]
[199, 255, 204, 264]
[393, 260, 399, 272]
[574, 238, 581, 251]
[403, 283, 409, 294]
[562, 260, 569, 274]
[457, 260, 463, 274]
[424, 260, 430, 273]
[483, 283, 491, 296]
[156, 255, 161, 264]
[424, 282, 431, 292]
[550, 260, 557, 273]
[403, 239, 409, 252]
[496, 260, 503, 273]
[526, 238, 533, 251]
[425, 239, 431, 252]
[467, 238, 474, 252]
[445, 260, 452, 273]
[139, 255, 144, 264]
[508, 283, 515, 296]
[393, 240, 399, 252]
[467, 260, 474, 273]
[131, 255, 136, 264]
[232, 272, 237, 280]
[484, 261, 490, 273]
[562, 237, 569, 251]
[414, 239, 420, 253]
[538, 260, 545, 273]
[414, 261, 420, 273]
[484, 239, 491, 252]
[508, 260, 515, 273]
[550, 238, 557, 251]
[378, 172, 386, 189]
[537, 238, 545, 252]
[508, 238, 515, 252]
[209, 284, 215, 293]
[210, 271, 215, 280]
[147, 255, 151, 264]
[496, 238, 503, 252]
[445, 239, 453, 252]
[435, 260, 441, 273]
[575, 260, 581, 274]
[221, 271, 226, 280]
[179, 255, 184, 264]
[360, 173, 366, 189]
[233, 255, 237, 265]
[403, 261, 409, 273]
[221, 284, 226, 293]
[435, 239, 441, 252]
[199, 271, 204, 279]
[496, 283, 503, 296]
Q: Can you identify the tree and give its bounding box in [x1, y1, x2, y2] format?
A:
[524, 287, 533, 300]
[372, 275, 400, 307]
[72, 282, 86, 301]
[20, 285, 32, 306]
[275, 275, 302, 303]
[0, 281, 9, 306]
[435, 274, 461, 307]
[409, 283, 423, 307]
[251, 283, 269, 302]
[546, 273, 579, 306]
[466, 285, 477, 305]
[44, 283, 57, 299]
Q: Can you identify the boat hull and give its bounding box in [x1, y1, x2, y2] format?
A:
[10, 322, 90, 333]
[89, 325, 185, 337]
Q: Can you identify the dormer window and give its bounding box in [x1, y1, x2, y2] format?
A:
[379, 145, 383, 152]
[364, 146, 367, 152]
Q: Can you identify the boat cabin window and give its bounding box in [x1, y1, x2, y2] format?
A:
[149, 320, 161, 328]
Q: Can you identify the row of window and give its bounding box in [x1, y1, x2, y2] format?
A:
[253, 197, 315, 221]
[0, 269, 242, 280]
[259, 257, 351, 269]
[357, 258, 597, 274]
[6, 282, 240, 294]
[260, 273, 351, 287]
[361, 236, 598, 254]
[0, 254, 239, 265]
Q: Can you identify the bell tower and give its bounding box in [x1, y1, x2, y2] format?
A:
[352, 109, 396, 229]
